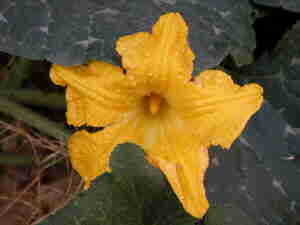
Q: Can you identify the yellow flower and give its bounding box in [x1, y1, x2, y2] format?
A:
[50, 13, 263, 218]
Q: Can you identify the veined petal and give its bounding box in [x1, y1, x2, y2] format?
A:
[68, 130, 110, 190]
[126, 104, 194, 162]
[147, 147, 209, 218]
[171, 70, 263, 149]
[50, 61, 140, 127]
[68, 118, 135, 189]
[116, 13, 195, 93]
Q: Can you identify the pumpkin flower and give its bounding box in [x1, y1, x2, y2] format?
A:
[50, 13, 263, 218]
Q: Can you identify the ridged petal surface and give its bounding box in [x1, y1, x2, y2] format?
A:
[68, 117, 137, 189]
[50, 61, 140, 127]
[168, 70, 263, 149]
[123, 103, 193, 162]
[147, 147, 209, 218]
[116, 13, 195, 93]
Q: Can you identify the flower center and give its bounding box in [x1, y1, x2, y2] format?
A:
[148, 93, 162, 115]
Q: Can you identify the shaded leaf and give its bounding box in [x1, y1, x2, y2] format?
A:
[253, 0, 300, 13]
[0, 0, 256, 73]
[40, 143, 197, 225]
[204, 204, 256, 225]
[205, 102, 300, 225]
[240, 21, 300, 127]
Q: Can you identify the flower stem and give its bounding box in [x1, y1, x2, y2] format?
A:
[0, 89, 66, 110]
[0, 96, 71, 141]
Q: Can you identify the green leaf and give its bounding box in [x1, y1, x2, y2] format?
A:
[40, 143, 197, 225]
[204, 204, 256, 225]
[253, 0, 300, 13]
[0, 58, 33, 89]
[205, 102, 300, 225]
[240, 21, 300, 127]
[0, 0, 256, 73]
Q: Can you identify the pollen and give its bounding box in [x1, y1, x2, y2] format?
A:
[149, 93, 162, 115]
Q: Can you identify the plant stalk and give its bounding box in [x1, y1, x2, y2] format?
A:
[0, 89, 66, 110]
[0, 96, 71, 141]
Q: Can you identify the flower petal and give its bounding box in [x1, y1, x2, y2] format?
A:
[50, 61, 139, 127]
[147, 147, 209, 218]
[170, 70, 264, 149]
[68, 118, 135, 189]
[125, 104, 194, 162]
[68, 130, 110, 190]
[116, 13, 195, 93]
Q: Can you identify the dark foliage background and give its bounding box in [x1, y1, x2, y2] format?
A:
[0, 1, 299, 225]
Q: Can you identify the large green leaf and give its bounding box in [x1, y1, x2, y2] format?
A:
[253, 0, 300, 12]
[240, 21, 300, 127]
[0, 0, 256, 73]
[40, 143, 197, 225]
[204, 204, 256, 225]
[205, 102, 300, 225]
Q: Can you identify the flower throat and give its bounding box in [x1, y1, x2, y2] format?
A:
[148, 93, 162, 115]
